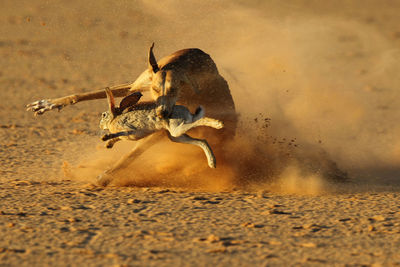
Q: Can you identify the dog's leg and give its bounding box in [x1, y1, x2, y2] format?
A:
[167, 133, 216, 168]
[97, 132, 164, 186]
[27, 69, 154, 115]
[26, 83, 132, 115]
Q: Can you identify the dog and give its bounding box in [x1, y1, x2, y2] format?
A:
[27, 44, 237, 184]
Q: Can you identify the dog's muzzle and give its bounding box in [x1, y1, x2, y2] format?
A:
[156, 105, 171, 119]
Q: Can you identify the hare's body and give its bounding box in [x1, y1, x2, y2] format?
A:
[101, 103, 166, 141]
[100, 103, 221, 142]
[97, 89, 223, 186]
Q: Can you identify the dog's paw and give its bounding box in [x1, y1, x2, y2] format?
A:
[97, 172, 113, 187]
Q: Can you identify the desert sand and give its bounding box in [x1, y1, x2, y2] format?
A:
[1, 0, 400, 266]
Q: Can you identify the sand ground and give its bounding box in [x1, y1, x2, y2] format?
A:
[1, 1, 400, 266]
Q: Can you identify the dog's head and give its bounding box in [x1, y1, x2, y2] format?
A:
[148, 44, 178, 118]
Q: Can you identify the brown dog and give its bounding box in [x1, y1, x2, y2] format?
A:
[27, 44, 237, 185]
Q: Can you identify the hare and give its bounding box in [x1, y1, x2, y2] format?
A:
[98, 88, 224, 186]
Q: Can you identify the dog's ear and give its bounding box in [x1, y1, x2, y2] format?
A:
[148, 43, 159, 73]
[119, 92, 143, 112]
[105, 87, 117, 117]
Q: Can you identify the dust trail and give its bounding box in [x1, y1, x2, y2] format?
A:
[66, 1, 400, 193]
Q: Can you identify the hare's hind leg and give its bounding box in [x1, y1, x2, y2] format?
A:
[194, 117, 224, 129]
[169, 117, 224, 138]
[167, 133, 216, 168]
[97, 132, 164, 186]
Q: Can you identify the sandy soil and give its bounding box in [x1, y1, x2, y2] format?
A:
[1, 0, 400, 266]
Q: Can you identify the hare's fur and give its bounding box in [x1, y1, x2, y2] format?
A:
[98, 88, 223, 185]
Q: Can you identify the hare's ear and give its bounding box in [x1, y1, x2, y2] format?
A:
[148, 43, 159, 73]
[119, 92, 143, 112]
[105, 87, 117, 117]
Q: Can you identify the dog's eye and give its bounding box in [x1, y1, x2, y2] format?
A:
[102, 113, 107, 118]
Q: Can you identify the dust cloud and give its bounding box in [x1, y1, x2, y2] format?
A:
[66, 1, 400, 193]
